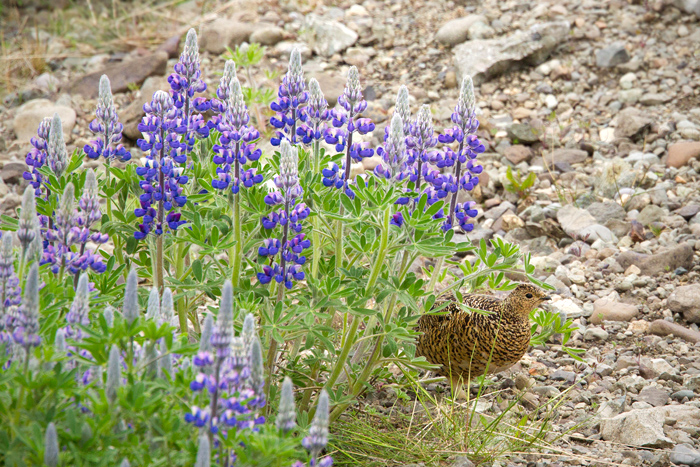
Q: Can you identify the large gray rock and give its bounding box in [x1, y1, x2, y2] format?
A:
[13, 99, 76, 144]
[671, 444, 700, 467]
[199, 19, 255, 54]
[453, 21, 570, 84]
[594, 158, 636, 198]
[507, 122, 543, 144]
[600, 408, 672, 448]
[556, 205, 617, 243]
[435, 15, 490, 47]
[675, 0, 700, 18]
[586, 202, 626, 223]
[596, 42, 630, 67]
[250, 24, 285, 46]
[305, 14, 358, 57]
[590, 298, 638, 324]
[614, 107, 653, 140]
[67, 51, 169, 99]
[543, 148, 589, 166]
[636, 205, 666, 226]
[649, 320, 700, 343]
[122, 76, 171, 140]
[668, 284, 700, 324]
[617, 244, 694, 277]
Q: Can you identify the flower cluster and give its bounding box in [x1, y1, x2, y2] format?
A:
[210, 60, 238, 125]
[186, 282, 266, 440]
[293, 390, 333, 467]
[168, 28, 210, 152]
[375, 113, 410, 182]
[322, 66, 375, 197]
[211, 74, 263, 194]
[42, 174, 109, 275]
[84, 75, 131, 163]
[297, 78, 331, 145]
[257, 140, 311, 289]
[0, 233, 21, 336]
[134, 91, 189, 239]
[6, 263, 41, 349]
[270, 48, 308, 146]
[22, 116, 51, 197]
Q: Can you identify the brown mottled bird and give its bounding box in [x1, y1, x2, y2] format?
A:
[416, 284, 550, 398]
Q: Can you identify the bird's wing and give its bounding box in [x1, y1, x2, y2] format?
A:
[461, 294, 502, 313]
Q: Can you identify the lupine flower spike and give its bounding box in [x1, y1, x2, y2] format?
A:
[12, 262, 41, 349]
[297, 78, 330, 147]
[322, 66, 375, 198]
[194, 435, 211, 467]
[106, 344, 121, 403]
[258, 140, 310, 289]
[0, 232, 21, 318]
[17, 186, 39, 260]
[134, 90, 189, 239]
[122, 269, 139, 325]
[211, 60, 237, 120]
[211, 75, 263, 194]
[47, 113, 68, 179]
[407, 104, 438, 193]
[168, 28, 210, 153]
[276, 376, 296, 434]
[299, 390, 332, 467]
[84, 75, 131, 163]
[271, 48, 308, 146]
[23, 116, 51, 196]
[65, 273, 90, 339]
[435, 76, 484, 232]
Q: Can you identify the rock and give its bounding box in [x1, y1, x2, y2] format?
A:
[600, 408, 673, 448]
[435, 15, 488, 47]
[557, 205, 616, 243]
[450, 455, 475, 467]
[586, 202, 626, 223]
[596, 42, 630, 67]
[543, 148, 588, 166]
[453, 21, 570, 85]
[640, 93, 672, 106]
[638, 387, 670, 407]
[313, 71, 347, 109]
[648, 320, 700, 343]
[670, 444, 700, 467]
[595, 159, 636, 197]
[250, 25, 285, 46]
[590, 298, 638, 324]
[616, 243, 694, 277]
[550, 369, 576, 383]
[504, 145, 533, 164]
[157, 33, 182, 59]
[675, 204, 700, 220]
[507, 122, 543, 144]
[584, 326, 609, 341]
[0, 161, 27, 184]
[614, 108, 652, 141]
[668, 284, 700, 324]
[550, 298, 586, 318]
[13, 99, 77, 144]
[199, 19, 254, 54]
[672, 390, 696, 401]
[305, 14, 358, 57]
[667, 142, 700, 168]
[637, 205, 666, 226]
[122, 76, 171, 140]
[67, 51, 168, 99]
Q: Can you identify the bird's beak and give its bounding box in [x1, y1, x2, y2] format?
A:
[541, 296, 551, 301]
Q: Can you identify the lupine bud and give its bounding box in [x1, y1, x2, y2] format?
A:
[143, 342, 158, 378]
[227, 77, 248, 129]
[122, 269, 139, 325]
[211, 281, 233, 359]
[277, 140, 300, 195]
[454, 76, 477, 133]
[44, 422, 59, 467]
[55, 183, 75, 236]
[158, 339, 172, 379]
[0, 232, 13, 278]
[103, 305, 115, 328]
[106, 344, 120, 403]
[303, 390, 330, 460]
[199, 314, 214, 353]
[250, 335, 264, 391]
[308, 78, 327, 118]
[85, 75, 131, 162]
[66, 273, 90, 338]
[276, 376, 296, 433]
[120, 459, 131, 467]
[343, 66, 362, 107]
[146, 287, 160, 321]
[161, 287, 174, 325]
[54, 328, 66, 352]
[194, 434, 211, 467]
[14, 262, 41, 347]
[47, 113, 68, 178]
[80, 169, 101, 227]
[17, 186, 38, 255]
[25, 226, 42, 265]
[376, 113, 408, 180]
[394, 85, 411, 134]
[241, 313, 256, 351]
[216, 60, 237, 105]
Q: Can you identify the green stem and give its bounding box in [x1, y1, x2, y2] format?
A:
[334, 212, 343, 275]
[427, 256, 445, 294]
[230, 192, 242, 288]
[311, 140, 321, 282]
[155, 235, 164, 292]
[265, 282, 285, 404]
[12, 349, 31, 439]
[324, 206, 391, 393]
[176, 240, 187, 334]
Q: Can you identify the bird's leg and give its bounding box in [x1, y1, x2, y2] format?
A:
[450, 374, 468, 401]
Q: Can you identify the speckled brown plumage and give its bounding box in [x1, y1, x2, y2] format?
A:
[416, 284, 550, 389]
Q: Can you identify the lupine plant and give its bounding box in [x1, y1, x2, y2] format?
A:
[0, 29, 581, 465]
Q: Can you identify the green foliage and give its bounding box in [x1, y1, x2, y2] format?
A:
[504, 166, 537, 199]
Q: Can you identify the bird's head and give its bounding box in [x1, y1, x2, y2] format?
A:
[503, 284, 550, 316]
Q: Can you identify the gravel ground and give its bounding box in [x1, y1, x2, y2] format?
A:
[2, 0, 700, 465]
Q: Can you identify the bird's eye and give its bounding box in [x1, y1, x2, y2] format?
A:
[526, 293, 533, 299]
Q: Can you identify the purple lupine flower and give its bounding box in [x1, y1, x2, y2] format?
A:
[437, 76, 484, 232]
[11, 262, 41, 348]
[134, 91, 189, 239]
[323, 66, 375, 197]
[211, 76, 263, 194]
[22, 116, 51, 196]
[84, 75, 131, 163]
[46, 113, 68, 179]
[407, 104, 438, 192]
[43, 181, 107, 275]
[375, 114, 409, 182]
[384, 85, 411, 141]
[270, 49, 308, 146]
[257, 141, 310, 289]
[168, 28, 210, 153]
[297, 78, 331, 145]
[17, 186, 39, 260]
